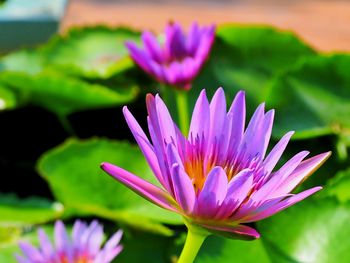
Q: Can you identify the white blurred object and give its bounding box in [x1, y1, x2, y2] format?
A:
[0, 0, 67, 19]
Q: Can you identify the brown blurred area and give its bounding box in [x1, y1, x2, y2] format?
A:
[61, 0, 350, 52]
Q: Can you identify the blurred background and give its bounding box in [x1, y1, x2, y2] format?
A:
[61, 0, 350, 51]
[1, 0, 350, 262]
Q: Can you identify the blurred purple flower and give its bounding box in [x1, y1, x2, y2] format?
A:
[101, 88, 330, 240]
[16, 220, 123, 263]
[125, 22, 215, 90]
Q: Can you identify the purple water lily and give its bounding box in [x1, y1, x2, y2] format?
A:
[125, 22, 215, 90]
[101, 88, 330, 240]
[15, 220, 123, 263]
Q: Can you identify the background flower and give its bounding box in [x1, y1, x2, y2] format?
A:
[15, 220, 123, 263]
[125, 22, 215, 90]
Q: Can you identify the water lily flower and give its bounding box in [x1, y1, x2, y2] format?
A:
[125, 22, 215, 90]
[101, 87, 330, 261]
[15, 220, 123, 263]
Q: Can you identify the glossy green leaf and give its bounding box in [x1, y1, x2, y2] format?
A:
[115, 231, 174, 263]
[322, 168, 350, 203]
[258, 198, 350, 262]
[0, 71, 138, 116]
[0, 225, 54, 263]
[0, 85, 17, 110]
[190, 25, 315, 112]
[0, 193, 63, 226]
[0, 49, 44, 75]
[45, 26, 140, 78]
[37, 138, 182, 235]
[195, 236, 270, 263]
[266, 54, 350, 139]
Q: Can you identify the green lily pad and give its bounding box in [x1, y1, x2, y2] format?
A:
[266, 54, 350, 140]
[0, 193, 63, 226]
[45, 26, 140, 79]
[322, 168, 350, 203]
[0, 85, 17, 110]
[0, 71, 138, 116]
[37, 138, 182, 235]
[0, 49, 44, 75]
[190, 25, 315, 112]
[195, 236, 270, 263]
[258, 197, 350, 262]
[0, 225, 54, 263]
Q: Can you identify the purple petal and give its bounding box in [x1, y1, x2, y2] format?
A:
[38, 228, 54, 258]
[193, 25, 216, 62]
[270, 152, 331, 197]
[165, 23, 186, 59]
[197, 166, 228, 217]
[86, 221, 104, 255]
[95, 230, 123, 263]
[209, 88, 227, 142]
[18, 242, 44, 262]
[54, 220, 71, 254]
[244, 186, 322, 222]
[216, 169, 254, 219]
[101, 162, 177, 212]
[123, 106, 164, 186]
[141, 31, 163, 63]
[14, 254, 31, 263]
[125, 41, 153, 74]
[238, 103, 265, 159]
[166, 143, 184, 170]
[202, 223, 260, 240]
[227, 90, 246, 155]
[189, 89, 210, 143]
[251, 151, 309, 203]
[186, 22, 200, 55]
[263, 131, 294, 175]
[171, 163, 195, 213]
[146, 94, 174, 193]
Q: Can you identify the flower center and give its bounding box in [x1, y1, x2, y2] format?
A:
[59, 254, 93, 263]
[183, 136, 262, 193]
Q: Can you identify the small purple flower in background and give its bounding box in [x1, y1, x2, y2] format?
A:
[15, 220, 123, 263]
[101, 87, 330, 241]
[125, 22, 215, 90]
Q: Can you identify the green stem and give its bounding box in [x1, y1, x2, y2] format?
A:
[178, 230, 207, 263]
[175, 90, 189, 136]
[58, 114, 76, 137]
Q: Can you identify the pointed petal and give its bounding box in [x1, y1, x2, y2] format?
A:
[171, 163, 195, 213]
[189, 89, 210, 141]
[18, 242, 44, 261]
[244, 186, 322, 222]
[141, 31, 163, 63]
[197, 167, 228, 217]
[227, 90, 246, 154]
[54, 221, 71, 253]
[202, 223, 260, 240]
[263, 131, 294, 175]
[155, 94, 177, 145]
[251, 151, 310, 203]
[209, 88, 227, 143]
[216, 169, 254, 219]
[239, 103, 265, 159]
[101, 162, 177, 212]
[123, 106, 164, 185]
[165, 23, 186, 58]
[125, 41, 153, 74]
[186, 22, 200, 55]
[271, 152, 331, 197]
[38, 229, 54, 258]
